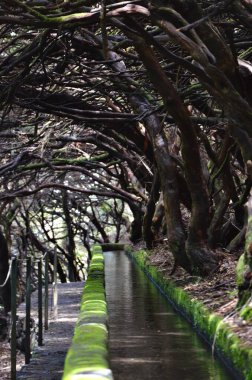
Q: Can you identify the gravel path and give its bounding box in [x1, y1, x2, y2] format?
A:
[17, 282, 84, 380]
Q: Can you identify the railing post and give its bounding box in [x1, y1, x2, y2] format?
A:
[44, 253, 49, 330]
[53, 248, 58, 320]
[11, 257, 17, 380]
[38, 258, 43, 346]
[25, 257, 31, 364]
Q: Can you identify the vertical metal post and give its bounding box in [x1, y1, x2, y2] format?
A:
[11, 258, 17, 380]
[38, 258, 43, 346]
[53, 249, 58, 320]
[25, 257, 31, 364]
[44, 253, 49, 330]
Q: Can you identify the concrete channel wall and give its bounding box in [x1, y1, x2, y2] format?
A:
[62, 245, 113, 380]
[62, 243, 252, 380]
[126, 248, 252, 380]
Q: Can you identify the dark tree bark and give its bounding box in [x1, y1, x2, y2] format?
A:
[129, 203, 144, 244]
[143, 171, 160, 249]
[128, 31, 217, 275]
[106, 44, 190, 270]
[62, 190, 80, 281]
[133, 98, 191, 270]
[236, 193, 252, 318]
[27, 228, 67, 283]
[89, 204, 110, 244]
[152, 194, 165, 238]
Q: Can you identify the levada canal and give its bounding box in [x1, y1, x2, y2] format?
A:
[104, 251, 237, 380]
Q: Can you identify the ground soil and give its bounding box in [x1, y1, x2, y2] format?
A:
[0, 342, 24, 380]
[146, 243, 252, 349]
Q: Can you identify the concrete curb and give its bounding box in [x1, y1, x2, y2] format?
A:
[62, 245, 113, 380]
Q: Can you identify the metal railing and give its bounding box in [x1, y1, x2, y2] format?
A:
[2, 249, 59, 380]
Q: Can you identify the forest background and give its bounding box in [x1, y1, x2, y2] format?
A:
[0, 0, 252, 333]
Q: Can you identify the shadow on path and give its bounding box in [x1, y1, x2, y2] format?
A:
[17, 282, 83, 380]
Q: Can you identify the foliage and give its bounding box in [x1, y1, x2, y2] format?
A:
[0, 0, 252, 297]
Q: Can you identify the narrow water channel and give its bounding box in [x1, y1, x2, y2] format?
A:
[104, 251, 237, 380]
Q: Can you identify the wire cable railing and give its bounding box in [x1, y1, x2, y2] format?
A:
[0, 258, 13, 288]
[8, 249, 58, 380]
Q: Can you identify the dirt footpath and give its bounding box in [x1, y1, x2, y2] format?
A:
[17, 282, 83, 380]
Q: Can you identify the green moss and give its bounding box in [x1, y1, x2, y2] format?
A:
[62, 245, 112, 380]
[126, 248, 252, 380]
[236, 253, 247, 287]
[236, 253, 252, 310]
[240, 304, 252, 322]
[19, 154, 109, 172]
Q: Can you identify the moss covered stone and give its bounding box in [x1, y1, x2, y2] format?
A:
[240, 303, 252, 322]
[126, 247, 252, 380]
[236, 254, 247, 288]
[236, 253, 252, 310]
[62, 245, 113, 380]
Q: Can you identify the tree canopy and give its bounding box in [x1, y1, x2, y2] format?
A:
[0, 0, 252, 310]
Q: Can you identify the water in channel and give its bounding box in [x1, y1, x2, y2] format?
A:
[104, 251, 237, 380]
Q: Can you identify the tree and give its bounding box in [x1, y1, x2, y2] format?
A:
[0, 0, 252, 307]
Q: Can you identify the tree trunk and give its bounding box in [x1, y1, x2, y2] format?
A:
[152, 194, 165, 238]
[88, 206, 110, 244]
[130, 34, 217, 275]
[143, 171, 160, 249]
[132, 96, 191, 270]
[129, 203, 144, 243]
[28, 228, 67, 283]
[105, 47, 190, 270]
[236, 192, 252, 319]
[62, 190, 80, 281]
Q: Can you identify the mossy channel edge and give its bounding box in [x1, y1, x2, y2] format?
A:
[126, 248, 252, 380]
[62, 245, 113, 380]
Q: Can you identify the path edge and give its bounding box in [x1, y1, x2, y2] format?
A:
[62, 244, 113, 380]
[126, 247, 252, 380]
